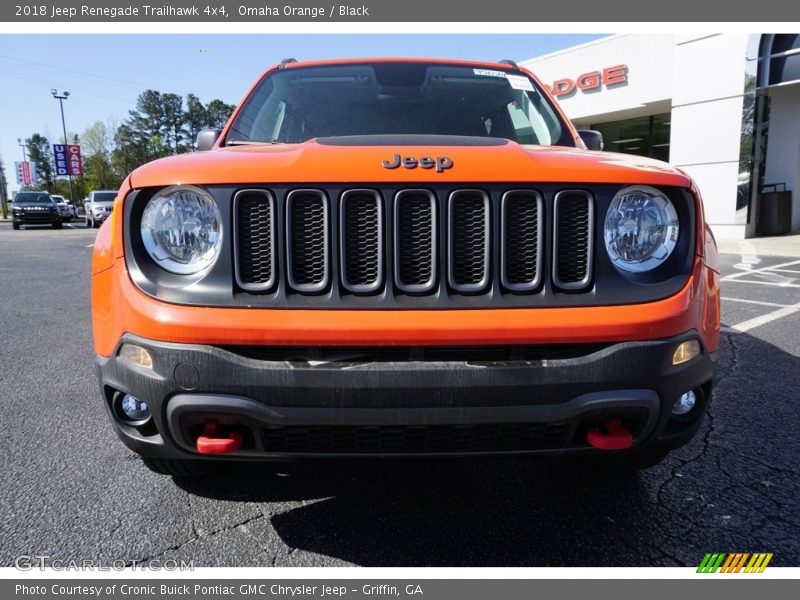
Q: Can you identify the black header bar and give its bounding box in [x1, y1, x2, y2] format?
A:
[3, 1, 800, 22]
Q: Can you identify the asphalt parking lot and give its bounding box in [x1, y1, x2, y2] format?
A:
[0, 221, 798, 568]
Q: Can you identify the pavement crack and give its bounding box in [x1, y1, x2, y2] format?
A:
[715, 331, 741, 386]
[653, 331, 745, 513]
[187, 494, 198, 539]
[127, 509, 267, 565]
[234, 506, 277, 560]
[655, 408, 716, 508]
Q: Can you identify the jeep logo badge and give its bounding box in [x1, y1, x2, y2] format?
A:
[382, 154, 454, 173]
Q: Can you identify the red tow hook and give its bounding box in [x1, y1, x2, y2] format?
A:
[587, 418, 633, 450]
[196, 422, 243, 455]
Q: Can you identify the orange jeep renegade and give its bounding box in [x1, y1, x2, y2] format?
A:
[91, 58, 720, 476]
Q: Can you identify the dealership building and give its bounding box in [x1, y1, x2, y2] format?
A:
[522, 34, 800, 239]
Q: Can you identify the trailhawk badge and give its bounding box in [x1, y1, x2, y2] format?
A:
[382, 154, 454, 173]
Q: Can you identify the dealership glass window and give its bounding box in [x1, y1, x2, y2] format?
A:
[768, 34, 800, 85]
[589, 113, 671, 162]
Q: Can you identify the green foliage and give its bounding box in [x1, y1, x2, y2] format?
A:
[109, 89, 235, 178]
[206, 99, 236, 129]
[184, 94, 208, 146]
[22, 89, 236, 199]
[25, 133, 55, 192]
[84, 153, 117, 192]
[0, 156, 9, 213]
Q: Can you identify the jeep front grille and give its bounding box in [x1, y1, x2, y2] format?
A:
[233, 190, 275, 291]
[232, 186, 596, 300]
[448, 190, 490, 293]
[286, 190, 329, 293]
[395, 190, 437, 293]
[501, 190, 543, 292]
[553, 190, 594, 290]
[341, 190, 383, 293]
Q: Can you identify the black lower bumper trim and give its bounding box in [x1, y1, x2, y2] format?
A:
[165, 390, 659, 457]
[95, 331, 717, 460]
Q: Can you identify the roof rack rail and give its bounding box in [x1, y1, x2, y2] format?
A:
[279, 58, 298, 69]
[499, 59, 519, 69]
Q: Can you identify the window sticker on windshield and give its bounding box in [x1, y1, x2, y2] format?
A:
[473, 69, 506, 78]
[506, 74, 534, 91]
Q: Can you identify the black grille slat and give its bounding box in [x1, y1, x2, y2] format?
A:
[287, 190, 329, 293]
[502, 191, 542, 291]
[394, 190, 437, 293]
[341, 190, 383, 293]
[262, 422, 570, 454]
[234, 190, 275, 291]
[449, 190, 490, 292]
[554, 191, 593, 290]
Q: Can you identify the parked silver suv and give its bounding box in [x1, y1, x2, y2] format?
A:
[52, 195, 78, 221]
[84, 190, 118, 228]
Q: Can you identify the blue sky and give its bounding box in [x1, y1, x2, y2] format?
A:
[0, 34, 604, 194]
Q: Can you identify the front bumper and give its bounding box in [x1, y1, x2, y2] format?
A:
[96, 331, 717, 460]
[13, 212, 61, 225]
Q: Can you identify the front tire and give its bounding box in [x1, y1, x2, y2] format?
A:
[12, 222, 20, 230]
[85, 215, 93, 228]
[141, 456, 213, 477]
[51, 221, 63, 229]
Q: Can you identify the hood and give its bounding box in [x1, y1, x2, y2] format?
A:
[129, 137, 691, 189]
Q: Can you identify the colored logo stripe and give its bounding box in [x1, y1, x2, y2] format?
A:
[721, 553, 750, 573]
[745, 553, 773, 573]
[697, 553, 726, 573]
[697, 553, 773, 573]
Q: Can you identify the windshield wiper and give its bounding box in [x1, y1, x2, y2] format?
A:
[225, 140, 287, 146]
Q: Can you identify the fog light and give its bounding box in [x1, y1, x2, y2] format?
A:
[672, 391, 696, 415]
[119, 343, 153, 369]
[672, 340, 701, 366]
[120, 394, 151, 424]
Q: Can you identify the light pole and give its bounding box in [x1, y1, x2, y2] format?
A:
[17, 137, 28, 162]
[51, 89, 75, 203]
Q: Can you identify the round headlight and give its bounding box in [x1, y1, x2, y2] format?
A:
[141, 185, 222, 275]
[604, 185, 679, 273]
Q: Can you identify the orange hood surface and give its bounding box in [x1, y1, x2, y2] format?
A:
[127, 141, 692, 189]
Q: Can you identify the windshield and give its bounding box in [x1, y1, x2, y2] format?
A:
[15, 193, 53, 204]
[92, 192, 117, 203]
[226, 63, 571, 146]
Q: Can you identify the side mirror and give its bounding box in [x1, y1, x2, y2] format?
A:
[577, 130, 604, 151]
[196, 129, 222, 151]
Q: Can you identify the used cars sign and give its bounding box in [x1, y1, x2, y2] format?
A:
[53, 144, 83, 176]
